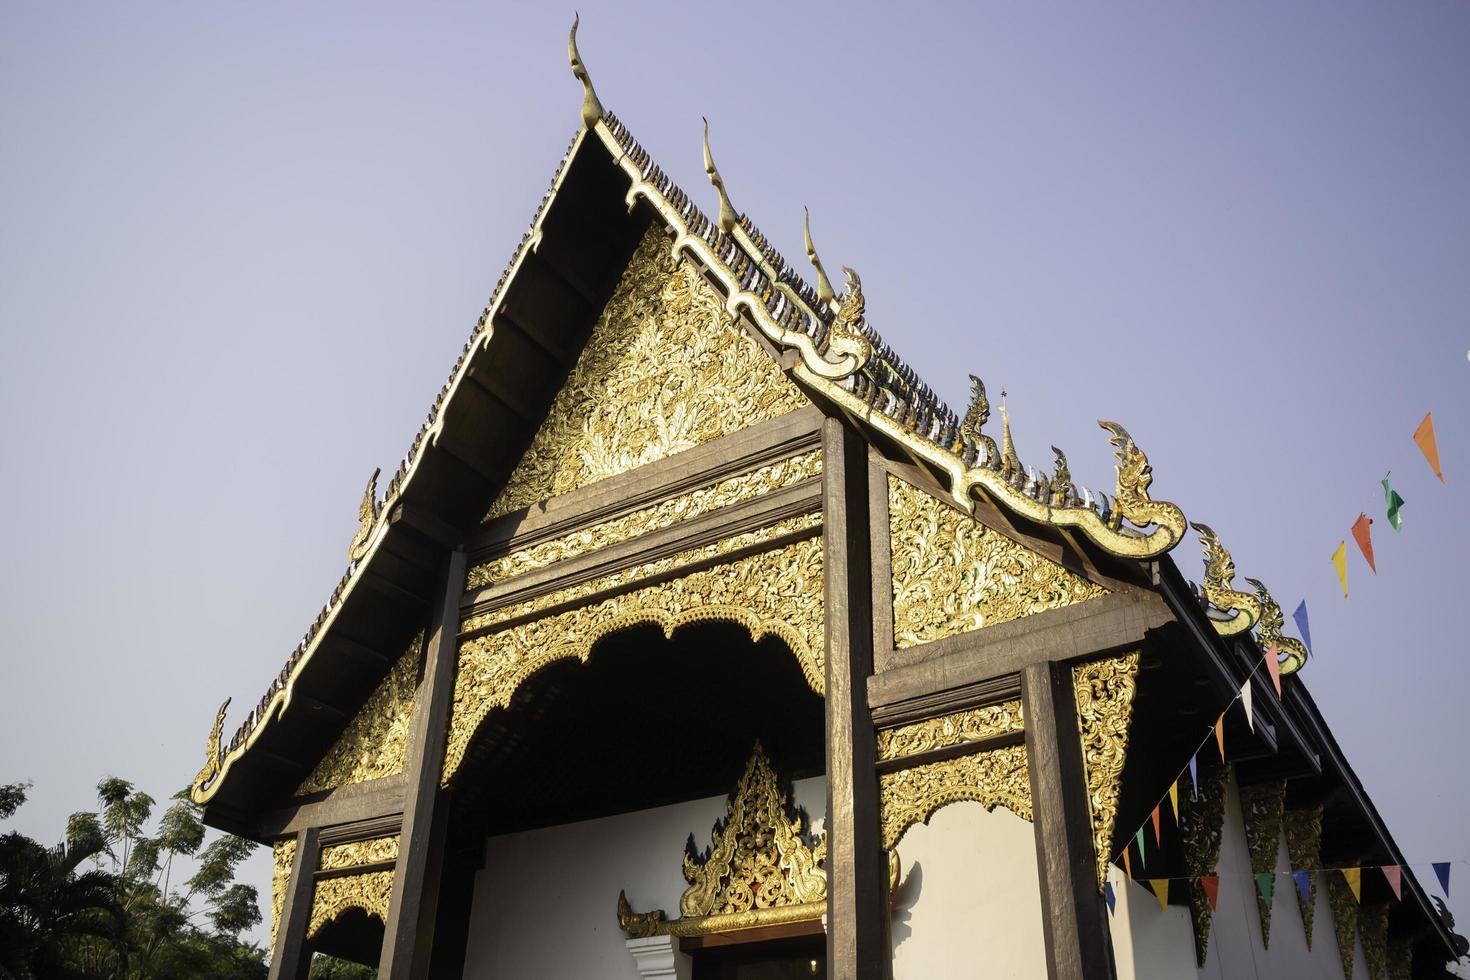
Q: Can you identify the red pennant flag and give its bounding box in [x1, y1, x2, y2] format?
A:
[1415, 412, 1445, 482]
[1201, 875, 1220, 911]
[1122, 846, 1133, 880]
[1382, 865, 1402, 900]
[1265, 643, 1282, 697]
[1351, 514, 1377, 573]
[1151, 806, 1162, 846]
[1215, 714, 1226, 761]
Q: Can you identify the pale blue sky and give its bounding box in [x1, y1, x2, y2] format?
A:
[2, 0, 1466, 953]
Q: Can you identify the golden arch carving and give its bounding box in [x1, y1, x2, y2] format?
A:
[306, 871, 394, 940]
[443, 527, 825, 785]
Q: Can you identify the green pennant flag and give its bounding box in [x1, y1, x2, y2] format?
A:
[1135, 827, 1146, 866]
[1383, 473, 1405, 532]
[1255, 872, 1275, 908]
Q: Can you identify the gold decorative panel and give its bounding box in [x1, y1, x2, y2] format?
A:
[296, 633, 423, 796]
[1182, 761, 1230, 967]
[888, 476, 1107, 649]
[445, 530, 824, 784]
[485, 225, 808, 521]
[1284, 805, 1324, 951]
[1328, 869, 1360, 980]
[876, 701, 1023, 762]
[879, 745, 1031, 849]
[1240, 780, 1286, 948]
[270, 838, 295, 952]
[319, 834, 400, 871]
[307, 870, 394, 940]
[468, 450, 821, 590]
[1073, 652, 1140, 890]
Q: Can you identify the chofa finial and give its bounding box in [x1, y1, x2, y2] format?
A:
[568, 15, 604, 130]
[702, 118, 738, 235]
[348, 468, 382, 562]
[803, 207, 836, 307]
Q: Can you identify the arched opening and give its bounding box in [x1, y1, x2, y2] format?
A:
[308, 906, 385, 970]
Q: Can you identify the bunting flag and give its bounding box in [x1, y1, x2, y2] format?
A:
[1381, 865, 1402, 900]
[1105, 880, 1117, 915]
[1293, 870, 1312, 905]
[1293, 600, 1313, 655]
[1149, 879, 1170, 912]
[1255, 872, 1275, 908]
[1215, 715, 1226, 761]
[1189, 754, 1199, 800]
[1351, 514, 1377, 573]
[1168, 782, 1180, 824]
[1433, 862, 1451, 896]
[1122, 846, 1133, 880]
[1136, 827, 1147, 867]
[1151, 805, 1162, 846]
[1241, 679, 1254, 732]
[1383, 474, 1405, 532]
[1201, 875, 1220, 911]
[1331, 541, 1349, 598]
[1414, 411, 1444, 482]
[1265, 643, 1282, 697]
[1343, 867, 1362, 903]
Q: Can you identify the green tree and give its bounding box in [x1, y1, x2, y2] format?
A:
[308, 954, 376, 979]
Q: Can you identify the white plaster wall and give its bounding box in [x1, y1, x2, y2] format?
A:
[889, 802, 1048, 979]
[462, 776, 826, 979]
[1110, 775, 1368, 980]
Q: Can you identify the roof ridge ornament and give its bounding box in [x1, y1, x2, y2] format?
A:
[960, 375, 997, 467]
[348, 468, 382, 562]
[1050, 445, 1076, 507]
[701, 118, 738, 235]
[999, 390, 1021, 478]
[1190, 522, 1263, 636]
[1244, 577, 1308, 676]
[190, 698, 230, 800]
[568, 15, 604, 130]
[802, 207, 836, 308]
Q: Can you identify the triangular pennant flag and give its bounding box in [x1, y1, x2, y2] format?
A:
[1381, 865, 1402, 900]
[1241, 679, 1254, 732]
[1189, 754, 1199, 800]
[1122, 846, 1133, 880]
[1265, 643, 1282, 697]
[1201, 875, 1220, 911]
[1105, 880, 1117, 915]
[1135, 827, 1147, 867]
[1215, 715, 1226, 761]
[1169, 782, 1180, 824]
[1331, 541, 1349, 598]
[1293, 600, 1313, 655]
[1255, 872, 1275, 908]
[1383, 474, 1405, 532]
[1293, 870, 1312, 904]
[1434, 862, 1451, 896]
[1151, 805, 1162, 846]
[1414, 411, 1445, 482]
[1343, 867, 1362, 903]
[1351, 513, 1377, 573]
[1149, 879, 1169, 912]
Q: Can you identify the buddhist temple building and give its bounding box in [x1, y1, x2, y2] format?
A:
[188, 22, 1467, 980]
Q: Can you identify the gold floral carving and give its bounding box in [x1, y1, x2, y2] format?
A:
[1361, 903, 1389, 980]
[485, 225, 807, 521]
[1328, 870, 1360, 980]
[307, 870, 394, 940]
[445, 533, 824, 784]
[319, 834, 400, 871]
[875, 701, 1023, 762]
[270, 838, 295, 952]
[887, 476, 1107, 649]
[879, 745, 1031, 849]
[467, 451, 822, 590]
[1240, 780, 1286, 948]
[1181, 761, 1230, 967]
[1388, 939, 1413, 980]
[1073, 653, 1140, 891]
[296, 633, 423, 796]
[1284, 805, 1324, 950]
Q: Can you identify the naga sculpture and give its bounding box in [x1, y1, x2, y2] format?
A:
[1050, 446, 1076, 507]
[959, 375, 998, 469]
[190, 698, 230, 799]
[347, 468, 381, 562]
[1191, 522, 1262, 636]
[568, 16, 604, 129]
[1097, 421, 1188, 546]
[1245, 578, 1309, 676]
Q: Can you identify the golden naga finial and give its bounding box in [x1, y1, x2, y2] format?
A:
[701, 118, 738, 235]
[999, 390, 1020, 476]
[1244, 578, 1308, 676]
[1050, 446, 1076, 506]
[960, 375, 998, 467]
[1190, 522, 1263, 636]
[568, 15, 604, 130]
[348, 468, 382, 562]
[802, 207, 836, 308]
[1096, 420, 1187, 549]
[189, 698, 230, 799]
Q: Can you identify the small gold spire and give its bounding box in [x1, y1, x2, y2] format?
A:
[702, 117, 738, 235]
[568, 15, 604, 130]
[803, 207, 836, 307]
[1000, 390, 1020, 475]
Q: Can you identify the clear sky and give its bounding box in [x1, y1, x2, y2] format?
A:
[2, 0, 1466, 957]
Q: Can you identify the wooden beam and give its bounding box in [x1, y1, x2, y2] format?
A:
[268, 826, 319, 980]
[1023, 662, 1116, 979]
[379, 549, 466, 979]
[821, 420, 886, 979]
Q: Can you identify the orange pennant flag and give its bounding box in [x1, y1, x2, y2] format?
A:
[1351, 513, 1377, 573]
[1265, 643, 1282, 697]
[1343, 867, 1362, 903]
[1122, 846, 1133, 880]
[1151, 805, 1162, 845]
[1201, 875, 1220, 910]
[1150, 879, 1170, 912]
[1215, 714, 1226, 761]
[1415, 411, 1445, 482]
[1331, 541, 1349, 598]
[1168, 782, 1180, 824]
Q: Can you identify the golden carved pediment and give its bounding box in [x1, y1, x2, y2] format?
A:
[485, 224, 808, 522]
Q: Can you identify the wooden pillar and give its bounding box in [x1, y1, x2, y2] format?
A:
[268, 826, 320, 980]
[1022, 661, 1116, 980]
[379, 549, 467, 979]
[821, 418, 886, 979]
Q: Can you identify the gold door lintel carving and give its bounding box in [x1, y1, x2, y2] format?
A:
[876, 701, 1023, 762]
[879, 743, 1031, 850]
[319, 834, 400, 872]
[307, 870, 394, 940]
[1073, 652, 1141, 891]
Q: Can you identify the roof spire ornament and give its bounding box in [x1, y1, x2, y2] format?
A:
[701, 118, 738, 235]
[803, 207, 836, 308]
[999, 389, 1020, 476]
[568, 15, 604, 130]
[1050, 446, 1076, 506]
[347, 468, 382, 562]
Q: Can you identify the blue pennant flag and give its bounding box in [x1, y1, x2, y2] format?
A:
[1293, 601, 1313, 656]
[1434, 862, 1452, 896]
[1105, 880, 1117, 916]
[1293, 870, 1312, 904]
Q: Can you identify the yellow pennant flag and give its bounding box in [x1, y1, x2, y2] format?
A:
[1331, 541, 1349, 598]
[1150, 878, 1170, 912]
[1169, 782, 1180, 824]
[1343, 868, 1362, 903]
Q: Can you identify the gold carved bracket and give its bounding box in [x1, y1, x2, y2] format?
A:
[1073, 653, 1141, 891]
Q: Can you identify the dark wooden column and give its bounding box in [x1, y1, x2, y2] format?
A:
[1022, 661, 1116, 980]
[268, 826, 320, 980]
[379, 548, 467, 979]
[821, 419, 886, 979]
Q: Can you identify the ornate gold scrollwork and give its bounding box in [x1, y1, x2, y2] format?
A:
[319, 834, 400, 872]
[876, 702, 1024, 762]
[190, 698, 230, 802]
[879, 745, 1031, 850]
[467, 451, 822, 590]
[485, 227, 808, 521]
[1181, 761, 1230, 967]
[1239, 780, 1286, 948]
[1246, 578, 1309, 677]
[1283, 805, 1324, 950]
[446, 529, 824, 785]
[1192, 523, 1263, 637]
[1073, 653, 1141, 891]
[270, 838, 296, 952]
[307, 870, 394, 940]
[887, 476, 1107, 649]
